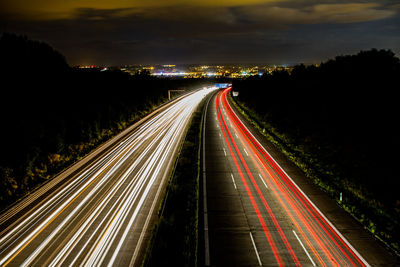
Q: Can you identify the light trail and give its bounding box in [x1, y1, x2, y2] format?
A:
[215, 87, 370, 266]
[216, 91, 288, 266]
[0, 86, 218, 266]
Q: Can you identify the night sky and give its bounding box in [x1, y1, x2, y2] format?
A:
[1, 0, 399, 66]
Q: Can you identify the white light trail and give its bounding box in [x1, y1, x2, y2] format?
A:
[0, 86, 218, 266]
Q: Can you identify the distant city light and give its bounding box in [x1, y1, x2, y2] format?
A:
[111, 64, 295, 78]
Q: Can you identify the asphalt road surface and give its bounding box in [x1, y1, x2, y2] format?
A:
[202, 87, 398, 266]
[0, 86, 217, 267]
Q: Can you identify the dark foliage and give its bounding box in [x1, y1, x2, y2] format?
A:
[233, 49, 400, 251]
[0, 32, 69, 73]
[0, 33, 209, 210]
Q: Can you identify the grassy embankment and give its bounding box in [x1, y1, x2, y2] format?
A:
[142, 93, 211, 266]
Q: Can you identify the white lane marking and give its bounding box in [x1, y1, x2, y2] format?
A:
[293, 230, 316, 266]
[249, 232, 262, 266]
[230, 173, 237, 190]
[243, 148, 249, 156]
[223, 147, 227, 156]
[235, 133, 238, 138]
[258, 173, 268, 189]
[219, 133, 222, 138]
[225, 98, 370, 267]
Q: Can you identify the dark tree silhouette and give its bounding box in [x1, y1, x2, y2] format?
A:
[233, 49, 400, 252]
[0, 33, 211, 210]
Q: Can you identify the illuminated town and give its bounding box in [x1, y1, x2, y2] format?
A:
[77, 64, 294, 78]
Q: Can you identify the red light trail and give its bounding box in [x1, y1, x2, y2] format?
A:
[214, 87, 369, 266]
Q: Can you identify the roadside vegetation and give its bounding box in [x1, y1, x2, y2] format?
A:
[231, 49, 400, 255]
[0, 33, 210, 211]
[142, 92, 209, 267]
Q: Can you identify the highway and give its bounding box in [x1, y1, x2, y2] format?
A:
[0, 86, 217, 267]
[203, 87, 373, 266]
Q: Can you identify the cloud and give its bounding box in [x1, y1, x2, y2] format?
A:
[312, 3, 396, 23]
[0, 0, 280, 20]
[51, 2, 396, 38]
[1, 0, 396, 27]
[1, 0, 398, 65]
[65, 2, 396, 33]
[71, 8, 140, 21]
[240, 3, 396, 26]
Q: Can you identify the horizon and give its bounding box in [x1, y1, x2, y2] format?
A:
[1, 1, 399, 66]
